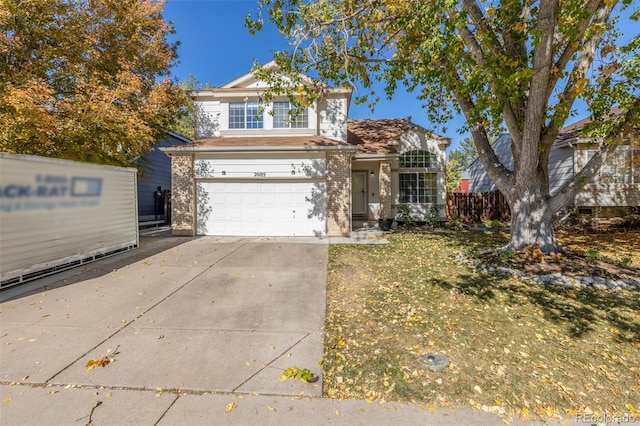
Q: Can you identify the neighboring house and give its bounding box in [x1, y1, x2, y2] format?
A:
[136, 131, 190, 222]
[161, 62, 450, 237]
[467, 118, 640, 217]
[456, 171, 470, 193]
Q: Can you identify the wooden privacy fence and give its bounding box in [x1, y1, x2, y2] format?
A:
[446, 191, 511, 223]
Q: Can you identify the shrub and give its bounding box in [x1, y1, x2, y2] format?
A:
[619, 214, 640, 229]
[446, 215, 464, 230]
[426, 204, 442, 227]
[559, 209, 594, 229]
[484, 219, 502, 229]
[397, 204, 415, 228]
[585, 248, 600, 263]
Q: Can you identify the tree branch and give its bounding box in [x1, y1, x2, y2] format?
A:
[541, 1, 614, 152]
[549, 99, 640, 213]
[458, 21, 522, 148]
[546, 0, 606, 100]
[521, 0, 558, 178]
[451, 83, 514, 197]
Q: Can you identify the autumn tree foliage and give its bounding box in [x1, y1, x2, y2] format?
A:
[248, 0, 640, 252]
[0, 0, 188, 166]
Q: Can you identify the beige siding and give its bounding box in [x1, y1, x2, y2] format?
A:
[574, 145, 640, 207]
[318, 96, 348, 142]
[195, 100, 221, 139]
[171, 154, 195, 236]
[379, 161, 392, 219]
[575, 183, 640, 207]
[326, 151, 352, 236]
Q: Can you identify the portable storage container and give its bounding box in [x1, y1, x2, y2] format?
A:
[0, 153, 138, 288]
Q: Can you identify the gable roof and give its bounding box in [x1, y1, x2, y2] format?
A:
[347, 118, 450, 155]
[556, 107, 628, 145]
[191, 60, 351, 98]
[220, 60, 318, 89]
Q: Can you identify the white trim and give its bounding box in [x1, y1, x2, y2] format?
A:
[353, 154, 398, 160]
[161, 145, 357, 154]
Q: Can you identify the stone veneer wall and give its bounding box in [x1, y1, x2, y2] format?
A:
[326, 151, 352, 237]
[170, 154, 195, 236]
[379, 160, 392, 219]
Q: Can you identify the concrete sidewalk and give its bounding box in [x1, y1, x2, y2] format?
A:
[1, 235, 534, 425]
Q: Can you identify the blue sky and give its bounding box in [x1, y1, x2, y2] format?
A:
[163, 0, 471, 150]
[163, 0, 637, 152]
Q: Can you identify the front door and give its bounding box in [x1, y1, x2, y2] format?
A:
[351, 172, 367, 215]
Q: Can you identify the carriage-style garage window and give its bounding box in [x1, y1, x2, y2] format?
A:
[229, 101, 263, 129]
[399, 150, 437, 168]
[273, 101, 308, 128]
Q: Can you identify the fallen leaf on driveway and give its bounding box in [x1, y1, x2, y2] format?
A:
[225, 403, 236, 413]
[86, 346, 119, 371]
[86, 357, 112, 371]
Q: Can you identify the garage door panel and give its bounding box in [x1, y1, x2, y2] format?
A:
[196, 181, 326, 236]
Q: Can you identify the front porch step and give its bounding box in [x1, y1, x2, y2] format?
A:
[350, 227, 386, 240]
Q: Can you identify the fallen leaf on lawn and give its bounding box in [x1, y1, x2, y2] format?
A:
[474, 385, 483, 394]
[225, 403, 236, 413]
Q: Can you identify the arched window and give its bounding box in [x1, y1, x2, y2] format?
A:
[399, 150, 437, 168]
[399, 150, 438, 203]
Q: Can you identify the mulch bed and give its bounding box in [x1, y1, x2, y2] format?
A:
[476, 248, 639, 280]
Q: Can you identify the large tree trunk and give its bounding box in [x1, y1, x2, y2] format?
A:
[507, 177, 559, 253]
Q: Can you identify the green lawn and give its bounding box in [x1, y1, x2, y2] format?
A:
[323, 231, 640, 423]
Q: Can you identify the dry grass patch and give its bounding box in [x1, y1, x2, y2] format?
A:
[323, 231, 640, 423]
[557, 229, 640, 266]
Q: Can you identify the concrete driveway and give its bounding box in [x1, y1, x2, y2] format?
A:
[1, 236, 329, 422]
[1, 235, 532, 425]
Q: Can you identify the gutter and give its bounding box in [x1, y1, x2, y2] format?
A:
[353, 154, 398, 160]
[160, 145, 358, 154]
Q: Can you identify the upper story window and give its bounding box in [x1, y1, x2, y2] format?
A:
[273, 101, 308, 128]
[586, 144, 640, 184]
[399, 150, 437, 168]
[229, 101, 263, 129]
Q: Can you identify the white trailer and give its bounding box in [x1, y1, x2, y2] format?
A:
[0, 153, 139, 288]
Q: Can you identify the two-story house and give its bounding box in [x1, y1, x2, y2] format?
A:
[162, 62, 450, 237]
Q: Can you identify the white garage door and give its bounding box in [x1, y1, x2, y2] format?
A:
[196, 181, 327, 236]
